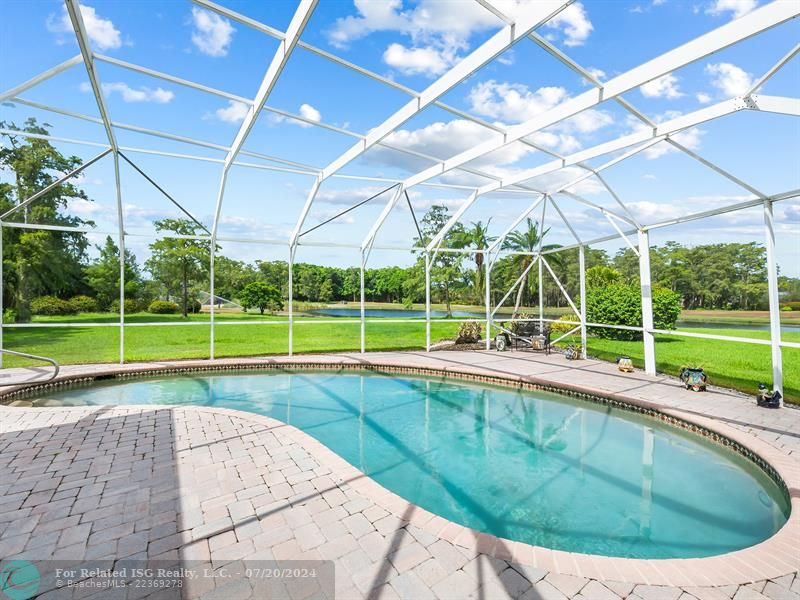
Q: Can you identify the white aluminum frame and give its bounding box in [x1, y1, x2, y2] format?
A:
[0, 0, 797, 400]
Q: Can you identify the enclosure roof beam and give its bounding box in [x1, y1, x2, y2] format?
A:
[665, 138, 768, 199]
[8, 96, 323, 174]
[401, 1, 799, 190]
[72, 52, 512, 185]
[318, 1, 571, 183]
[0, 54, 82, 103]
[294, 0, 570, 251]
[222, 0, 317, 173]
[485, 98, 742, 194]
[746, 42, 800, 95]
[64, 0, 116, 150]
[94, 54, 254, 105]
[484, 194, 546, 255]
[0, 147, 112, 220]
[361, 185, 406, 252]
[429, 132, 664, 255]
[424, 190, 480, 252]
[191, 0, 569, 163]
[747, 94, 800, 116]
[548, 195, 581, 244]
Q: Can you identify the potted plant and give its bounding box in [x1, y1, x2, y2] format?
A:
[680, 365, 708, 391]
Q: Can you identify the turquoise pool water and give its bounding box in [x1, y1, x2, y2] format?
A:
[38, 371, 789, 559]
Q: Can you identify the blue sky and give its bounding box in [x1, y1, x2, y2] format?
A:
[1, 0, 798, 275]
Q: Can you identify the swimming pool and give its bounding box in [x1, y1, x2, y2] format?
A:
[35, 370, 789, 559]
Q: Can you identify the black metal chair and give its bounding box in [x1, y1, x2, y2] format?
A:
[511, 321, 551, 354]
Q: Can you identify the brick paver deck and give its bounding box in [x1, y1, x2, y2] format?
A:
[0, 351, 798, 599]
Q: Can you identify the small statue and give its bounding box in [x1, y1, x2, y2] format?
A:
[617, 356, 634, 372]
[680, 367, 707, 392]
[757, 383, 782, 409]
[565, 344, 582, 360]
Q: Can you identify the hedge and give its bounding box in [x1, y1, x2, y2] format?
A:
[148, 300, 179, 314]
[31, 296, 77, 316]
[68, 295, 99, 313]
[586, 283, 681, 340]
[109, 299, 140, 313]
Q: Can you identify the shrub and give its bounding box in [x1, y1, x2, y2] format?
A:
[781, 301, 800, 311]
[148, 300, 179, 314]
[68, 295, 98, 313]
[189, 299, 202, 313]
[109, 299, 141, 313]
[780, 305, 792, 312]
[455, 320, 482, 344]
[550, 314, 581, 335]
[31, 296, 77, 316]
[586, 283, 681, 340]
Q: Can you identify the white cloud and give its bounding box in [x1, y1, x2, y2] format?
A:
[497, 51, 515, 66]
[190, 7, 235, 57]
[584, 66, 606, 84]
[326, 0, 593, 77]
[466, 79, 613, 152]
[705, 62, 753, 97]
[215, 100, 249, 123]
[46, 4, 122, 51]
[265, 103, 323, 128]
[642, 173, 658, 180]
[79, 81, 174, 103]
[365, 119, 534, 184]
[468, 80, 567, 122]
[383, 43, 455, 76]
[67, 198, 104, 217]
[696, 92, 712, 104]
[299, 103, 321, 124]
[105, 82, 173, 103]
[706, 0, 758, 19]
[543, 2, 593, 47]
[640, 73, 683, 99]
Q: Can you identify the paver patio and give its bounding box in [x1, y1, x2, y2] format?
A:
[0, 351, 798, 599]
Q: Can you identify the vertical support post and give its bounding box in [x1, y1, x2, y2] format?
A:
[425, 252, 431, 352]
[484, 254, 491, 350]
[288, 245, 294, 356]
[764, 199, 783, 400]
[113, 151, 125, 364]
[538, 255, 544, 330]
[209, 248, 215, 360]
[360, 249, 366, 354]
[579, 244, 587, 359]
[209, 172, 228, 361]
[638, 230, 656, 375]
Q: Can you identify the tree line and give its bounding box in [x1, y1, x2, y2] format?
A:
[2, 119, 797, 322]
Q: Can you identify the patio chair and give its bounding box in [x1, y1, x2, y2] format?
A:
[495, 321, 551, 354]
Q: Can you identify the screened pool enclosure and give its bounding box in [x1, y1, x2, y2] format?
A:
[1, 0, 798, 399]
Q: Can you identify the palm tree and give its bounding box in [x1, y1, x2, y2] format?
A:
[454, 220, 495, 303]
[502, 218, 560, 318]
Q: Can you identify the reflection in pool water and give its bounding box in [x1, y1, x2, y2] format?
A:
[38, 371, 789, 559]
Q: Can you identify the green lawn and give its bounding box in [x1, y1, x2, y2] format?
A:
[582, 328, 799, 403]
[3, 312, 797, 403]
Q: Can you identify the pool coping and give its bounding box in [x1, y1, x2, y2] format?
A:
[1, 354, 798, 586]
